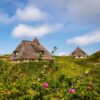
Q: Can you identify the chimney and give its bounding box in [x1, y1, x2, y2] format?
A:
[33, 37, 40, 45]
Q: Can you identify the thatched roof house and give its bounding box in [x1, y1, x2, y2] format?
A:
[9, 37, 52, 62]
[70, 47, 88, 58]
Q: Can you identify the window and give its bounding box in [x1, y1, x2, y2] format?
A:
[37, 50, 44, 59]
[38, 50, 44, 55]
[14, 51, 20, 56]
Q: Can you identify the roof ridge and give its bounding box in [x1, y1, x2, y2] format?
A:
[21, 40, 32, 42]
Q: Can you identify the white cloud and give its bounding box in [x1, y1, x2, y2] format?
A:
[27, 0, 100, 24]
[1, 0, 100, 25]
[67, 0, 100, 25]
[67, 30, 100, 46]
[12, 23, 63, 38]
[11, 6, 49, 22]
[0, 5, 50, 23]
[29, 0, 67, 7]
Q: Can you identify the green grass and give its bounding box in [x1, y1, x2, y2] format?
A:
[0, 55, 100, 99]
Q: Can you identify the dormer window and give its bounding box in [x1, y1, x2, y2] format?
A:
[38, 50, 44, 55]
[37, 50, 44, 58]
[14, 51, 20, 56]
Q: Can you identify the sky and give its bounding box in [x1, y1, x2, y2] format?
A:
[0, 0, 100, 55]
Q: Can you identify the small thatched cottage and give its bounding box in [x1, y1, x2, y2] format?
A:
[9, 37, 52, 62]
[70, 47, 88, 58]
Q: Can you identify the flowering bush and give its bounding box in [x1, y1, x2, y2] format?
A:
[0, 58, 100, 99]
[43, 82, 49, 89]
[69, 88, 76, 94]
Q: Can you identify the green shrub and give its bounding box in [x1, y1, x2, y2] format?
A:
[0, 57, 100, 99]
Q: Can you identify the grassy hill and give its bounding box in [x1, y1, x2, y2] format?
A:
[0, 56, 100, 99]
[85, 51, 100, 63]
[0, 54, 10, 61]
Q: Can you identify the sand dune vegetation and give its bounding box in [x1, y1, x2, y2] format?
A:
[0, 52, 100, 99]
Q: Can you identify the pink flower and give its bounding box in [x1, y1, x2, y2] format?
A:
[43, 82, 49, 89]
[88, 80, 94, 91]
[69, 88, 76, 94]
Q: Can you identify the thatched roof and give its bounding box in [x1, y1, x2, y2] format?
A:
[9, 37, 52, 61]
[70, 47, 88, 58]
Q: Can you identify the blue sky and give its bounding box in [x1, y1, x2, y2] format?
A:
[0, 0, 100, 55]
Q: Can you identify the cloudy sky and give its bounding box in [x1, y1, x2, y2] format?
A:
[0, 0, 100, 55]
